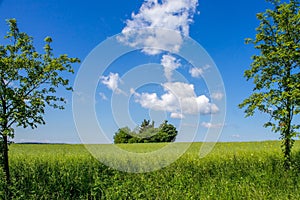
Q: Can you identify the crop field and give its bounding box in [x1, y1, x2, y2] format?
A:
[1, 141, 300, 199]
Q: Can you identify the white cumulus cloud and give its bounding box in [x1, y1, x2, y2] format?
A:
[161, 54, 181, 81]
[170, 112, 184, 119]
[133, 82, 219, 118]
[100, 73, 124, 94]
[118, 0, 198, 55]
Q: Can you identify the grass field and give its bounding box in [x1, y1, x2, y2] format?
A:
[1, 141, 300, 199]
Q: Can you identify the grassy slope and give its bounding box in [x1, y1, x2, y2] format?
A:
[2, 141, 300, 199]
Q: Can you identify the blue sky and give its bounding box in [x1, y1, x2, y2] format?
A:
[0, 0, 282, 143]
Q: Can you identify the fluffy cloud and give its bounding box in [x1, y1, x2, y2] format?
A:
[170, 113, 184, 119]
[100, 73, 123, 94]
[133, 82, 219, 118]
[118, 0, 198, 55]
[161, 54, 181, 81]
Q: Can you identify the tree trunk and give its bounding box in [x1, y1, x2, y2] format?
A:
[283, 133, 292, 170]
[282, 102, 293, 170]
[2, 135, 10, 184]
[282, 65, 293, 170]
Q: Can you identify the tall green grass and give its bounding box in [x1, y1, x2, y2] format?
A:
[1, 141, 300, 199]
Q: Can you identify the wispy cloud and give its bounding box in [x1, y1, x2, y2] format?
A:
[211, 92, 224, 101]
[231, 134, 241, 138]
[201, 122, 225, 129]
[99, 92, 108, 100]
[189, 67, 204, 78]
[189, 64, 210, 78]
[73, 91, 92, 104]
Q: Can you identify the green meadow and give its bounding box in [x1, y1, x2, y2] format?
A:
[1, 141, 300, 199]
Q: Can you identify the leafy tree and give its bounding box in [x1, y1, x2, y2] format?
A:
[239, 0, 300, 169]
[139, 119, 154, 133]
[157, 120, 177, 142]
[113, 127, 133, 144]
[113, 120, 178, 144]
[139, 127, 159, 143]
[128, 137, 140, 143]
[0, 18, 80, 184]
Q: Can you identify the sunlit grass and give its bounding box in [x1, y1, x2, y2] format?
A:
[2, 141, 300, 199]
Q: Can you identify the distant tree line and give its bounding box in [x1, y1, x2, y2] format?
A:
[114, 120, 178, 144]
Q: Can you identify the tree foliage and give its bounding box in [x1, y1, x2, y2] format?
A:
[114, 120, 178, 144]
[239, 0, 300, 169]
[139, 119, 154, 134]
[113, 127, 133, 144]
[0, 19, 80, 185]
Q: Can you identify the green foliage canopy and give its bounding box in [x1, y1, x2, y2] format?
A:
[239, 0, 300, 169]
[0, 19, 80, 137]
[0, 18, 80, 184]
[114, 120, 178, 144]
